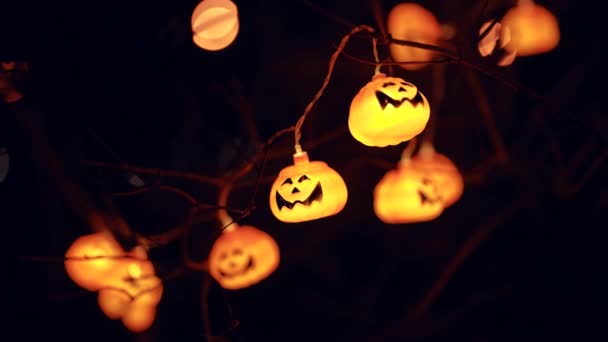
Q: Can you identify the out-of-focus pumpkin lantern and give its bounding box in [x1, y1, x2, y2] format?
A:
[349, 73, 430, 147]
[269, 151, 348, 222]
[387, 2, 442, 70]
[97, 252, 163, 333]
[64, 231, 125, 291]
[410, 144, 464, 208]
[66, 232, 163, 332]
[502, 1, 560, 56]
[478, 20, 517, 67]
[374, 159, 444, 224]
[122, 302, 159, 333]
[191, 0, 239, 51]
[209, 225, 280, 290]
[98, 289, 131, 320]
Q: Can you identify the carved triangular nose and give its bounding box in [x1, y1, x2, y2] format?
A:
[398, 86, 406, 92]
[291, 187, 300, 194]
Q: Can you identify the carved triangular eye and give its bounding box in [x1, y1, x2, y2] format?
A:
[281, 178, 293, 186]
[298, 175, 310, 183]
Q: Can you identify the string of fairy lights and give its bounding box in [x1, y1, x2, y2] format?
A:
[54, 0, 561, 334]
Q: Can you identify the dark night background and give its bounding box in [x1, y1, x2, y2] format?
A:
[2, 0, 606, 341]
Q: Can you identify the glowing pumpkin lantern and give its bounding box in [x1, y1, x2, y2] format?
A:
[122, 302, 160, 333]
[349, 73, 430, 147]
[99, 283, 163, 333]
[387, 2, 442, 70]
[66, 232, 163, 332]
[209, 225, 280, 290]
[374, 159, 444, 224]
[410, 145, 464, 208]
[64, 231, 126, 291]
[97, 248, 163, 333]
[502, 1, 560, 56]
[191, 0, 239, 51]
[269, 151, 348, 222]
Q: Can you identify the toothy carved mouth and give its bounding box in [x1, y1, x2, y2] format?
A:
[375, 91, 424, 110]
[276, 182, 323, 210]
[219, 257, 255, 278]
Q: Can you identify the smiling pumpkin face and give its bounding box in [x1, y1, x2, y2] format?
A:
[269, 152, 348, 223]
[349, 74, 430, 147]
[410, 151, 464, 208]
[209, 225, 280, 290]
[374, 162, 444, 224]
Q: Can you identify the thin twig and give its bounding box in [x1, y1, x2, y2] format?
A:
[112, 185, 199, 204]
[422, 63, 447, 145]
[19, 255, 149, 263]
[407, 197, 531, 320]
[83, 160, 223, 186]
[294, 25, 375, 153]
[111, 185, 248, 214]
[368, 0, 393, 75]
[464, 68, 509, 163]
[555, 148, 608, 197]
[202, 273, 213, 336]
[138, 225, 186, 248]
[296, 0, 358, 29]
[339, 39, 544, 101]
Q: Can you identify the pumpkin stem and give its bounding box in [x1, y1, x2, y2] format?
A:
[419, 141, 435, 158]
[371, 73, 386, 81]
[293, 151, 310, 165]
[400, 137, 418, 163]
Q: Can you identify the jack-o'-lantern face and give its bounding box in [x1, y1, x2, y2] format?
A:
[64, 231, 126, 291]
[411, 150, 464, 208]
[269, 152, 348, 223]
[349, 74, 430, 147]
[209, 225, 280, 290]
[387, 2, 442, 70]
[374, 162, 444, 224]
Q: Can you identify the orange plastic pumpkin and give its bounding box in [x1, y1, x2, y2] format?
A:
[349, 73, 430, 147]
[374, 160, 444, 223]
[97, 248, 163, 333]
[66, 232, 163, 332]
[387, 2, 442, 70]
[122, 302, 159, 333]
[191, 0, 239, 51]
[208, 225, 280, 290]
[64, 231, 126, 291]
[98, 287, 162, 333]
[269, 151, 348, 222]
[410, 146, 464, 208]
[502, 1, 560, 56]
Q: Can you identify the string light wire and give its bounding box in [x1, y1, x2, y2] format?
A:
[294, 25, 375, 154]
